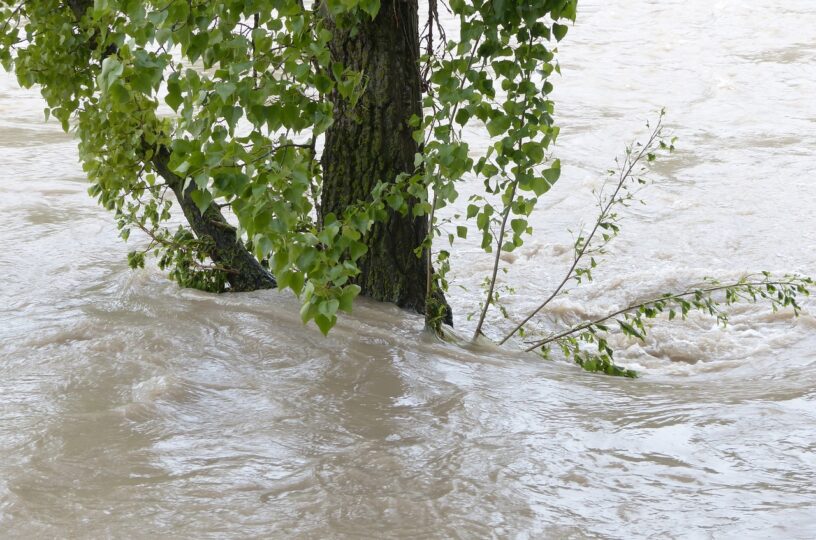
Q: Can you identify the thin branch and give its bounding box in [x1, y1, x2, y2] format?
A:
[472, 181, 518, 339]
[423, 27, 484, 325]
[523, 279, 806, 352]
[0, 2, 26, 35]
[499, 116, 665, 345]
[472, 33, 538, 341]
[131, 220, 240, 275]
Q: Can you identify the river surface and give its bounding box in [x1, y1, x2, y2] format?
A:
[2, 1, 816, 538]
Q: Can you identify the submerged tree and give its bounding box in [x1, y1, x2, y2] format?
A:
[0, 0, 575, 330]
[1, 0, 811, 375]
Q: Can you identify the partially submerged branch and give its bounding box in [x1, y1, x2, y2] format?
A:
[526, 274, 813, 376]
[152, 147, 277, 292]
[500, 113, 669, 345]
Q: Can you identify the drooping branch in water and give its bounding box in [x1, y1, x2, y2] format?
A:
[27, 0, 275, 292]
[528, 276, 813, 350]
[152, 147, 276, 291]
[521, 275, 813, 377]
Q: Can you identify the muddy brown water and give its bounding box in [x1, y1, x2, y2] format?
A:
[1, 1, 815, 538]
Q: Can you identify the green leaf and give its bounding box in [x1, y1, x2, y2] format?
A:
[338, 284, 361, 313]
[359, 0, 381, 18]
[214, 82, 236, 101]
[455, 109, 471, 126]
[529, 176, 551, 196]
[166, 76, 183, 111]
[618, 319, 645, 341]
[553, 23, 569, 41]
[98, 57, 123, 92]
[510, 219, 527, 236]
[190, 189, 212, 214]
[486, 114, 511, 138]
[314, 314, 336, 336]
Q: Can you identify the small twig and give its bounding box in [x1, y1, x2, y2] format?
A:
[472, 33, 537, 341]
[423, 27, 484, 324]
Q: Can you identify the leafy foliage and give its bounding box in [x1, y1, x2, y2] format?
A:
[530, 274, 814, 377]
[0, 0, 577, 335]
[414, 1, 573, 337]
[2, 1, 811, 376]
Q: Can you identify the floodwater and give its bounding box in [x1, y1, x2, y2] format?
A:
[2, 0, 815, 537]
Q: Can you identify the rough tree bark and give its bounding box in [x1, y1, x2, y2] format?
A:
[152, 149, 276, 292]
[69, 0, 452, 312]
[321, 0, 452, 324]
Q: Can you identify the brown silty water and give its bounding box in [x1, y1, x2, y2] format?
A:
[1, 0, 815, 537]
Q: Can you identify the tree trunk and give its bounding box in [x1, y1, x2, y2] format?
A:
[321, 0, 451, 324]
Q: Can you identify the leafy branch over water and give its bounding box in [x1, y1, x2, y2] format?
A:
[485, 114, 813, 376]
[2, 1, 810, 376]
[527, 274, 813, 377]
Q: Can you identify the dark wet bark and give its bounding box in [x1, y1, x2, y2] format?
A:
[320, 0, 452, 325]
[152, 148, 276, 292]
[66, 0, 274, 292]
